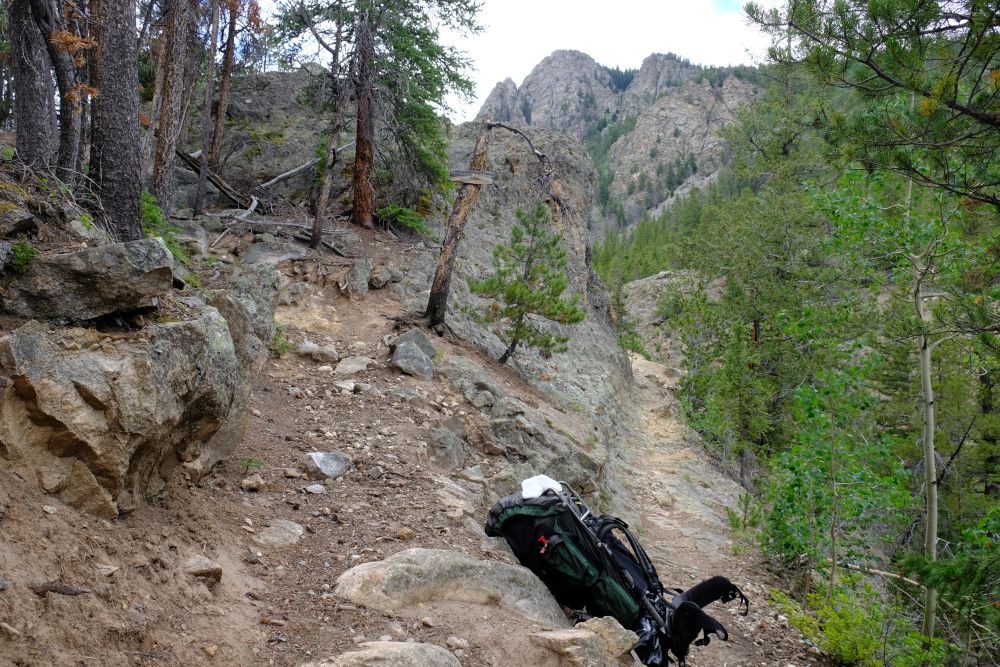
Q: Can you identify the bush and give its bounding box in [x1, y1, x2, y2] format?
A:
[10, 240, 39, 274]
[141, 191, 188, 263]
[270, 321, 294, 357]
[377, 204, 433, 237]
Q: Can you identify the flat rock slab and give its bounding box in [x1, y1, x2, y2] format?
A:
[334, 548, 570, 628]
[241, 242, 306, 265]
[335, 357, 376, 375]
[1, 238, 173, 321]
[252, 520, 304, 546]
[302, 641, 461, 667]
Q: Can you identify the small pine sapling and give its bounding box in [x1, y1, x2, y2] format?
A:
[468, 202, 585, 365]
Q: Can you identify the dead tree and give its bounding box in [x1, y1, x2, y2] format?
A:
[425, 119, 564, 328]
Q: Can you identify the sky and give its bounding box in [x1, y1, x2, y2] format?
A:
[443, 0, 774, 122]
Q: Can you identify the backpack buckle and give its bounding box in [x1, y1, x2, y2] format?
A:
[537, 535, 549, 554]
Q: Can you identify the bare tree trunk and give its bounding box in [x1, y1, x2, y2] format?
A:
[425, 114, 493, 326]
[140, 32, 166, 183]
[89, 0, 143, 241]
[176, 18, 202, 150]
[10, 0, 54, 167]
[194, 0, 219, 216]
[29, 0, 81, 183]
[310, 0, 345, 249]
[150, 0, 190, 208]
[918, 274, 938, 639]
[351, 13, 376, 230]
[209, 3, 237, 167]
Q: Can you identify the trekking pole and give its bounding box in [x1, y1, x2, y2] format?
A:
[553, 483, 673, 637]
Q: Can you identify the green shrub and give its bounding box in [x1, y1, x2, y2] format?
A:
[241, 456, 266, 474]
[377, 204, 433, 237]
[10, 240, 39, 274]
[141, 191, 188, 263]
[270, 321, 294, 357]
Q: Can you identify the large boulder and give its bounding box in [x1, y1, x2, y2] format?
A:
[334, 548, 570, 628]
[301, 642, 461, 667]
[170, 220, 208, 257]
[0, 303, 246, 516]
[0, 238, 173, 322]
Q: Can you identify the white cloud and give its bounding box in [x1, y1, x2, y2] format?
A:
[442, 0, 773, 122]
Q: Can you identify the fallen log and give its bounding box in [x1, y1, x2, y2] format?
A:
[174, 149, 251, 209]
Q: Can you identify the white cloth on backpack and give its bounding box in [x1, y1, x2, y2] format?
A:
[521, 474, 561, 499]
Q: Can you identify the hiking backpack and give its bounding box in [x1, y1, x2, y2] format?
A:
[485, 482, 749, 666]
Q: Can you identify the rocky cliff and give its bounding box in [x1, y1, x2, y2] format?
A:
[479, 50, 761, 230]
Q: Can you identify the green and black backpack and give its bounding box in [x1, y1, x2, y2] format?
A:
[486, 482, 748, 666]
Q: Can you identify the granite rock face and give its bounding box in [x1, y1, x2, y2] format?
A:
[1, 238, 173, 322]
[391, 341, 433, 380]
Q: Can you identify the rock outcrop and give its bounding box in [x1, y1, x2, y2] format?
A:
[0, 238, 173, 322]
[334, 548, 571, 628]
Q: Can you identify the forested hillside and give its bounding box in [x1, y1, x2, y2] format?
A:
[595, 2, 1000, 662]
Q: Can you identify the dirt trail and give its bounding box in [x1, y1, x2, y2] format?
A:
[612, 355, 826, 667]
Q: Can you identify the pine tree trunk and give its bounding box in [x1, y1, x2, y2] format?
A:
[311, 3, 346, 249]
[89, 0, 142, 241]
[352, 14, 376, 230]
[29, 0, 80, 183]
[140, 33, 166, 183]
[150, 0, 190, 208]
[194, 0, 219, 217]
[209, 5, 237, 168]
[425, 114, 493, 326]
[10, 0, 54, 168]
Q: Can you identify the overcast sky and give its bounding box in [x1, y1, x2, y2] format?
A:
[442, 0, 772, 122]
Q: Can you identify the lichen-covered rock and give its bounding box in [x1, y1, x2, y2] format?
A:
[334, 548, 570, 627]
[1, 238, 173, 322]
[171, 220, 208, 257]
[391, 341, 433, 380]
[0, 306, 243, 516]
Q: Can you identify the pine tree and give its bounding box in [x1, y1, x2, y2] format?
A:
[468, 202, 586, 365]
